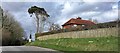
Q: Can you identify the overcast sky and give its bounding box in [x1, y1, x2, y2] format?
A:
[1, 1, 119, 40]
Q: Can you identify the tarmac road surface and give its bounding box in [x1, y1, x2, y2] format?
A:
[1, 46, 63, 53]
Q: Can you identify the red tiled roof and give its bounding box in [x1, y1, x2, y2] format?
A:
[62, 17, 95, 26]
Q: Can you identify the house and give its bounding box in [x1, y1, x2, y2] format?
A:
[62, 17, 95, 29]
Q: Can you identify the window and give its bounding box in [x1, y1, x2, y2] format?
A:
[72, 24, 77, 28]
[73, 24, 77, 27]
[82, 25, 85, 27]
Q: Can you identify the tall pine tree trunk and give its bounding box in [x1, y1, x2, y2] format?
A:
[35, 13, 40, 33]
[39, 15, 44, 33]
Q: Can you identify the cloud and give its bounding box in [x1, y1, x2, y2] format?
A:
[56, 2, 118, 25]
[61, 2, 114, 16]
[2, 2, 29, 13]
[83, 0, 119, 2]
[95, 9, 118, 23]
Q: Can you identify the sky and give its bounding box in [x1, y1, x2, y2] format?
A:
[1, 1, 119, 40]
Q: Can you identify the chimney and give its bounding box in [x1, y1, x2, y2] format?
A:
[77, 17, 82, 20]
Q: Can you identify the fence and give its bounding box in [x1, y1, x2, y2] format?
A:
[37, 27, 118, 40]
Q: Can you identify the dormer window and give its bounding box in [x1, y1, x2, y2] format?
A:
[73, 24, 77, 27]
[72, 24, 77, 28]
[82, 25, 85, 27]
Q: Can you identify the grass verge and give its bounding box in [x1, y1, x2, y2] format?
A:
[26, 36, 118, 52]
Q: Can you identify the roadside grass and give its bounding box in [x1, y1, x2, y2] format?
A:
[25, 36, 118, 52]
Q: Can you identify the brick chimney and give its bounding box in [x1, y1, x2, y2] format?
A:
[77, 17, 82, 20]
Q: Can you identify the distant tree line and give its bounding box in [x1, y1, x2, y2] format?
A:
[90, 20, 120, 29]
[0, 7, 26, 46]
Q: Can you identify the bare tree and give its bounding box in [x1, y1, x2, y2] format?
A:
[88, 18, 92, 21]
[28, 6, 50, 33]
[2, 9, 24, 45]
[93, 19, 98, 24]
[116, 18, 120, 28]
[0, 6, 3, 45]
[49, 23, 61, 31]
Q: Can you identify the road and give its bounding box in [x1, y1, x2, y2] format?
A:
[1, 46, 63, 53]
